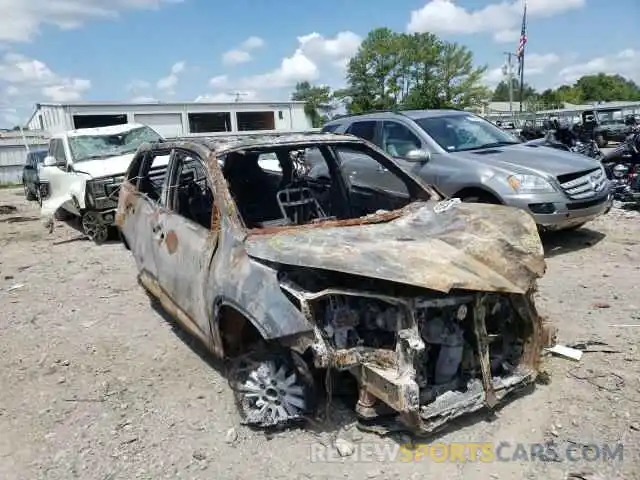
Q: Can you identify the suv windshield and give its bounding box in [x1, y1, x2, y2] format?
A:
[596, 110, 623, 125]
[69, 126, 162, 162]
[415, 114, 521, 152]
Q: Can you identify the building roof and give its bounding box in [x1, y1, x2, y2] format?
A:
[34, 100, 306, 108]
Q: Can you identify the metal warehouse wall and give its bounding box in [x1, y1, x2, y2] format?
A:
[0, 137, 49, 185]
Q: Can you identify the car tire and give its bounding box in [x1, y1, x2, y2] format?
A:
[81, 210, 110, 245]
[229, 348, 316, 429]
[595, 134, 607, 148]
[23, 182, 36, 201]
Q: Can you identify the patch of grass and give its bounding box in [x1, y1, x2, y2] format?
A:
[0, 183, 22, 189]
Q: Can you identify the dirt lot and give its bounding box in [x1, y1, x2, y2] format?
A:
[0, 187, 639, 480]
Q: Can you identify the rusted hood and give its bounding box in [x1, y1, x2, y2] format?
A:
[245, 202, 546, 294]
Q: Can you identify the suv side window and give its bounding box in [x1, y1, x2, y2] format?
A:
[129, 150, 170, 203]
[381, 121, 422, 157]
[166, 150, 214, 229]
[346, 121, 377, 142]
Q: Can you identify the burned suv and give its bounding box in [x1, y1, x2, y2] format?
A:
[117, 133, 555, 434]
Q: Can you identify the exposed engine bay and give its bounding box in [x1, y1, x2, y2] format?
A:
[278, 268, 552, 434]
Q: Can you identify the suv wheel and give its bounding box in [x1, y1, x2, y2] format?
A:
[23, 182, 36, 201]
[229, 348, 315, 428]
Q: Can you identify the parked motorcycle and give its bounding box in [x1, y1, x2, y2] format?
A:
[524, 119, 603, 160]
[601, 132, 640, 203]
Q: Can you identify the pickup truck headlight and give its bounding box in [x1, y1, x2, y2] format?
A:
[507, 174, 555, 193]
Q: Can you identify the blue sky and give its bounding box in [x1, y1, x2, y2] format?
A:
[0, 0, 638, 127]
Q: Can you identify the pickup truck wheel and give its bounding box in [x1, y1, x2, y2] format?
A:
[82, 211, 109, 245]
[23, 182, 36, 201]
[230, 349, 315, 428]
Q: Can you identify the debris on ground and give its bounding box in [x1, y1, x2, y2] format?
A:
[334, 438, 355, 457]
[225, 427, 238, 444]
[545, 345, 583, 361]
[6, 283, 25, 293]
[567, 340, 621, 354]
[592, 302, 611, 309]
[0, 205, 17, 215]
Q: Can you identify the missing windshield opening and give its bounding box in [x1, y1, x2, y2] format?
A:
[222, 144, 422, 230]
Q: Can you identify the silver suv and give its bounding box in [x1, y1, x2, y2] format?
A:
[321, 110, 613, 230]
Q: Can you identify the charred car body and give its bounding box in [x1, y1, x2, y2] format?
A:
[39, 123, 166, 243]
[116, 133, 555, 434]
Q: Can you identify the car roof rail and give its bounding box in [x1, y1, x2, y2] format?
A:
[327, 108, 409, 123]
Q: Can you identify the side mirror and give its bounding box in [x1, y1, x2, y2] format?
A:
[403, 149, 431, 163]
[43, 156, 57, 167]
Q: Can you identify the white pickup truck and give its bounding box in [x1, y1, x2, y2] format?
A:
[40, 123, 167, 243]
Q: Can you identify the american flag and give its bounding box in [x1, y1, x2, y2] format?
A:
[516, 1, 527, 74]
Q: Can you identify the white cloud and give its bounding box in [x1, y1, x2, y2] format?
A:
[222, 36, 265, 65]
[156, 61, 186, 94]
[241, 31, 361, 89]
[209, 75, 229, 88]
[483, 52, 561, 87]
[222, 49, 252, 66]
[0, 0, 184, 43]
[0, 52, 91, 103]
[526, 53, 560, 75]
[407, 0, 584, 40]
[558, 49, 640, 84]
[5, 85, 19, 96]
[483, 67, 505, 87]
[493, 29, 519, 43]
[241, 36, 264, 50]
[41, 79, 91, 101]
[483, 49, 639, 91]
[126, 79, 151, 96]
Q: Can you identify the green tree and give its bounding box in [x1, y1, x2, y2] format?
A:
[342, 28, 404, 114]
[491, 79, 537, 102]
[436, 42, 490, 107]
[342, 28, 488, 113]
[573, 73, 640, 102]
[291, 81, 334, 128]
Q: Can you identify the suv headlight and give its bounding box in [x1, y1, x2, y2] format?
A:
[507, 174, 555, 193]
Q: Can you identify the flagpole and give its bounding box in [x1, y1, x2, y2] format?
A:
[518, 0, 527, 113]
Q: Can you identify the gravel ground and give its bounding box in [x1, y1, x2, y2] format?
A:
[0, 187, 639, 480]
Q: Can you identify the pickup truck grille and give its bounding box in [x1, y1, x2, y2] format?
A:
[558, 168, 607, 200]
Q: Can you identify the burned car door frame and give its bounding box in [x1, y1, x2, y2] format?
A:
[119, 146, 171, 278]
[151, 148, 220, 342]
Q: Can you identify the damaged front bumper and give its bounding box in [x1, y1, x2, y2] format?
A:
[281, 280, 556, 435]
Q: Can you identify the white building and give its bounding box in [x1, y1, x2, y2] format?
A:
[27, 100, 312, 138]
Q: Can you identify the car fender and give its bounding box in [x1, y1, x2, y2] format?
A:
[210, 251, 314, 343]
[39, 165, 91, 221]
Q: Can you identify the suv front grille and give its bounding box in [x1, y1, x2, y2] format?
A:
[558, 168, 607, 200]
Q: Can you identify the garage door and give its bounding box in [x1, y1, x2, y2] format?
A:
[134, 113, 183, 139]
